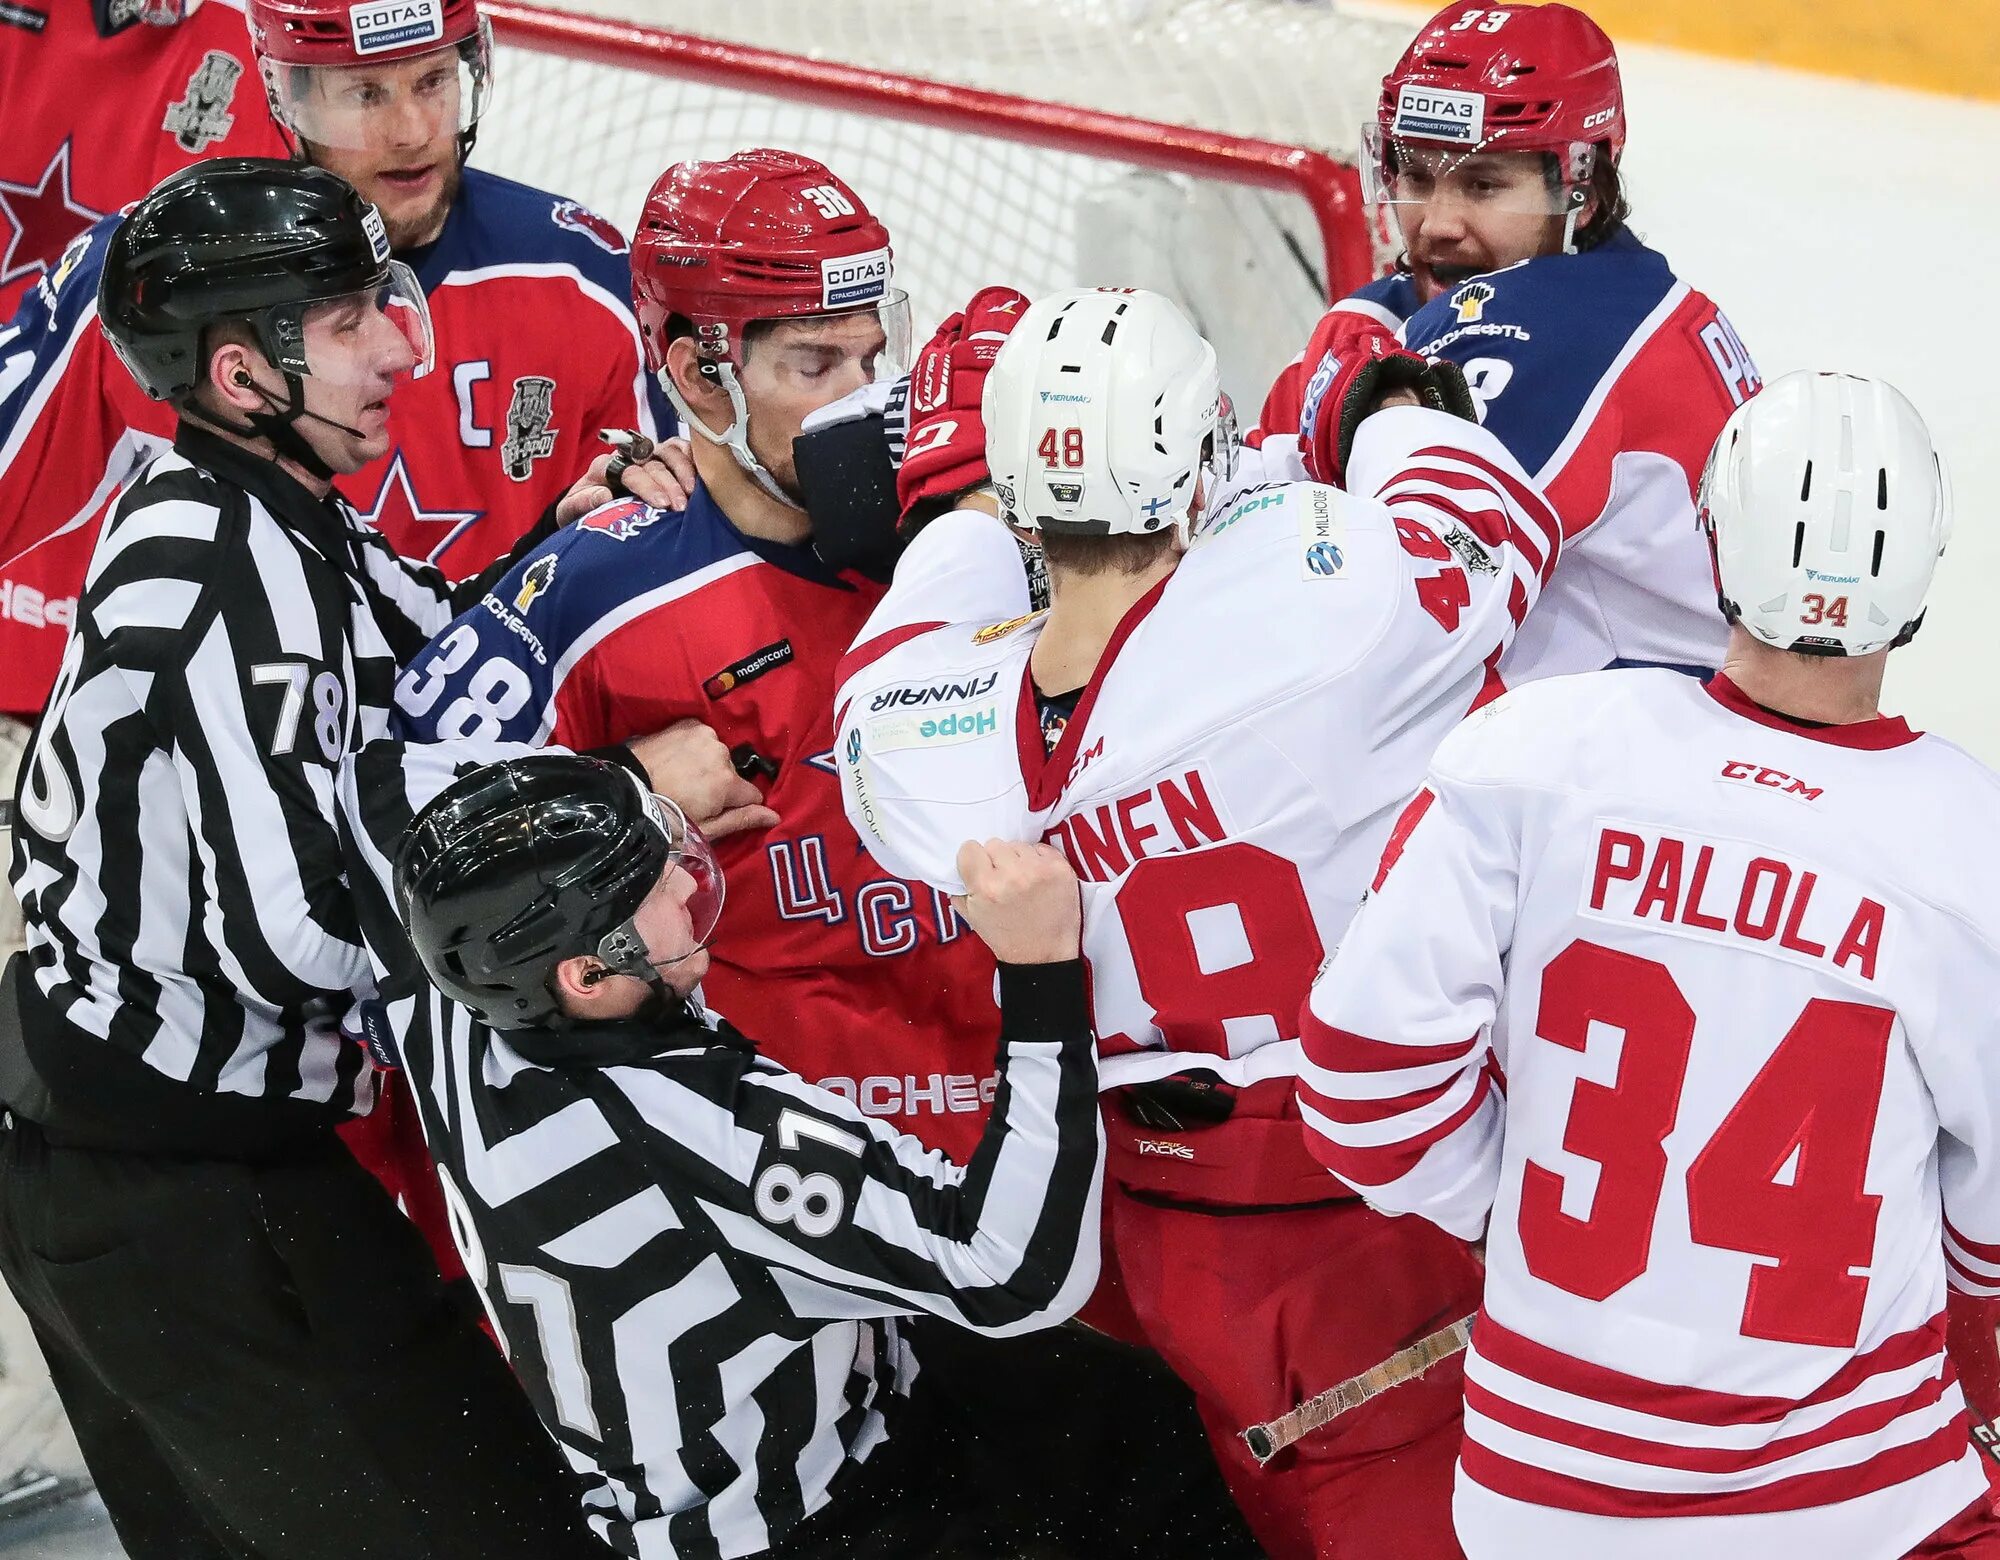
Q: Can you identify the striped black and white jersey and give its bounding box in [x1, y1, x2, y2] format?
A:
[4, 425, 464, 1154]
[335, 736, 1105, 1559]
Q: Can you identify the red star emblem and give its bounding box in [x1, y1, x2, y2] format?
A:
[349, 452, 483, 565]
[0, 143, 106, 292]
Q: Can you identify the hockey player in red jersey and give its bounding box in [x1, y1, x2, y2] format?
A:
[0, 0, 666, 753]
[0, 0, 291, 320]
[835, 287, 1572, 1558]
[1300, 371, 2000, 1559]
[1256, 2, 1759, 683]
[392, 147, 999, 1160]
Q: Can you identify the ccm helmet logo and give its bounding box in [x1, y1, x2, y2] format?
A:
[1393, 84, 1485, 144]
[348, 0, 444, 54]
[822, 247, 891, 309]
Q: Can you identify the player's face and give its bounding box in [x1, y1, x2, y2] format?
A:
[626, 864, 712, 997]
[1389, 149, 1572, 302]
[293, 293, 420, 471]
[738, 313, 889, 502]
[299, 51, 465, 250]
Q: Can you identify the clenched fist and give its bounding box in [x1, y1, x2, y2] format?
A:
[625, 720, 780, 841]
[951, 839, 1082, 965]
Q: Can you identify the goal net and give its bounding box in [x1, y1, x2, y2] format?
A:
[472, 0, 1413, 410]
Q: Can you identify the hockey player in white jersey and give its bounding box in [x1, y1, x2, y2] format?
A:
[835, 288, 1565, 1559]
[1299, 370, 2000, 1559]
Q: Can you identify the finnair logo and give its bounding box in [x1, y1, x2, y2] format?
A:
[349, 0, 442, 53]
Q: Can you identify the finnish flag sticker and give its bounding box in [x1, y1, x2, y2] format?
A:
[348, 0, 444, 56]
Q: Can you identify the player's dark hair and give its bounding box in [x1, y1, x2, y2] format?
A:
[1554, 150, 1630, 251]
[1038, 526, 1177, 579]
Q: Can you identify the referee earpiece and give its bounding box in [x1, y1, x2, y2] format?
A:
[234, 370, 253, 386]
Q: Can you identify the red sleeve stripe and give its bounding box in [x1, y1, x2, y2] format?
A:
[1297, 1070, 1468, 1128]
[1384, 461, 1564, 585]
[1412, 444, 1567, 569]
[1945, 1245, 2000, 1298]
[1378, 474, 1555, 587]
[1945, 1220, 2000, 1266]
[1300, 1076, 1490, 1189]
[1299, 1010, 1481, 1075]
[833, 619, 947, 691]
[1458, 1416, 1969, 1520]
[1463, 1370, 1949, 1476]
[1472, 1309, 1949, 1428]
[1371, 786, 1436, 892]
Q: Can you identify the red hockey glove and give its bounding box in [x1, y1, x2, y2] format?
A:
[1299, 331, 1477, 489]
[896, 285, 1031, 532]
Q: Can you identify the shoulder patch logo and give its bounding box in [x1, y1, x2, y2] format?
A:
[1450, 281, 1495, 324]
[501, 376, 557, 481]
[972, 610, 1046, 645]
[513, 553, 557, 612]
[162, 50, 244, 152]
[551, 200, 627, 255]
[577, 500, 658, 541]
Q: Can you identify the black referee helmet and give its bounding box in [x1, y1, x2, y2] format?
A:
[98, 156, 396, 403]
[395, 755, 681, 1033]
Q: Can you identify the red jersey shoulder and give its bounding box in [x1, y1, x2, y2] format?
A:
[0, 0, 284, 313]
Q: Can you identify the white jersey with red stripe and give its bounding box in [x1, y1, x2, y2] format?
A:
[836, 405, 1560, 1093]
[1299, 667, 2000, 1559]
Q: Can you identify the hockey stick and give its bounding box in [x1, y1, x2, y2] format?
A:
[1240, 1312, 1477, 1467]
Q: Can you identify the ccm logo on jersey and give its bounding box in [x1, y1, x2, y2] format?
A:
[348, 0, 443, 54]
[1718, 761, 1823, 802]
[822, 248, 890, 309]
[1393, 85, 1485, 144]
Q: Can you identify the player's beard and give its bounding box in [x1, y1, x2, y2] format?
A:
[380, 159, 462, 253]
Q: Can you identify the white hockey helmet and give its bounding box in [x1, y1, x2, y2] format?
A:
[1699, 370, 1951, 657]
[984, 288, 1230, 542]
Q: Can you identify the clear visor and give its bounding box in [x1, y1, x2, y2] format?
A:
[262, 21, 493, 151]
[596, 794, 727, 972]
[275, 260, 434, 384]
[720, 290, 913, 382]
[1205, 390, 1241, 489]
[1361, 125, 1598, 219]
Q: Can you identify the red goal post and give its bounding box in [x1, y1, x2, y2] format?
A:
[475, 0, 1410, 408]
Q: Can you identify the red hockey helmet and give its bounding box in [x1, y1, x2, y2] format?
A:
[632, 149, 907, 373]
[1365, 4, 1623, 234]
[247, 0, 494, 151]
[632, 150, 911, 506]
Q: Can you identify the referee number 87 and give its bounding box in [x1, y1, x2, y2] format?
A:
[753, 1109, 867, 1238]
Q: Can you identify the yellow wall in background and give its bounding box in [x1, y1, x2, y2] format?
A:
[1382, 0, 2000, 101]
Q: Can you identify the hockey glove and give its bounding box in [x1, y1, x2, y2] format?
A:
[896, 285, 1032, 534]
[1299, 332, 1478, 489]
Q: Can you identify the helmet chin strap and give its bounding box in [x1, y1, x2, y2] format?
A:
[183, 371, 362, 484]
[658, 363, 804, 512]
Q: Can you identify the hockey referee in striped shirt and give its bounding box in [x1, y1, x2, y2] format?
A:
[0, 160, 604, 1559]
[336, 743, 1103, 1559]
